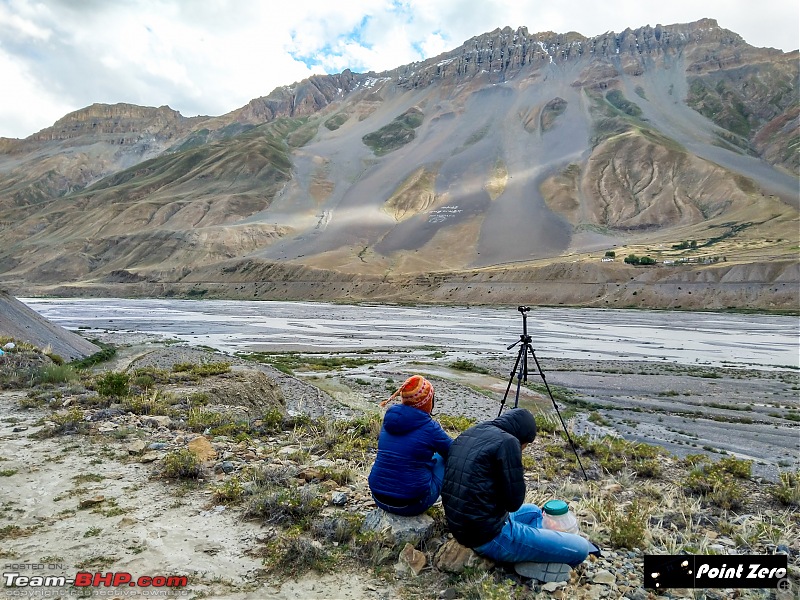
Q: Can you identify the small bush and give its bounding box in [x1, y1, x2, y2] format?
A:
[684, 460, 747, 509]
[437, 414, 475, 432]
[588, 411, 610, 426]
[311, 514, 363, 544]
[259, 408, 284, 432]
[718, 456, 752, 478]
[261, 532, 331, 577]
[244, 486, 323, 527]
[212, 478, 244, 504]
[187, 408, 227, 431]
[350, 530, 397, 567]
[129, 366, 171, 385]
[581, 436, 663, 477]
[534, 412, 562, 435]
[770, 471, 800, 506]
[34, 364, 78, 385]
[246, 464, 297, 488]
[34, 408, 87, 438]
[95, 372, 130, 398]
[318, 467, 353, 485]
[70, 346, 117, 369]
[45, 353, 64, 366]
[162, 449, 202, 479]
[449, 360, 490, 374]
[603, 497, 650, 549]
[707, 479, 745, 510]
[682, 454, 710, 467]
[123, 392, 173, 416]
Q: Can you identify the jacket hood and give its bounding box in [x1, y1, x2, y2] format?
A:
[383, 403, 432, 435]
[492, 408, 537, 443]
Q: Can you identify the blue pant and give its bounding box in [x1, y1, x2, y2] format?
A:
[474, 504, 593, 567]
[372, 453, 445, 517]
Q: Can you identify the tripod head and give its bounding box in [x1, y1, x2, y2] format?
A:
[509, 306, 533, 350]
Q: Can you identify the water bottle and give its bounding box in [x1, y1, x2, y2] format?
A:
[542, 500, 579, 534]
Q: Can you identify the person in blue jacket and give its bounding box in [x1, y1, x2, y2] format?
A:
[368, 375, 453, 516]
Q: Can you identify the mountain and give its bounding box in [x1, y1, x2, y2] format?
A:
[0, 18, 797, 310]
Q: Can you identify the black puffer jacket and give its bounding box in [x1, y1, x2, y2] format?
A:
[441, 408, 537, 548]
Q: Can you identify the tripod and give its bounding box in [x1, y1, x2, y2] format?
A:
[498, 306, 588, 480]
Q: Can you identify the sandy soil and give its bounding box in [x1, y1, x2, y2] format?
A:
[1, 330, 797, 599]
[0, 390, 396, 600]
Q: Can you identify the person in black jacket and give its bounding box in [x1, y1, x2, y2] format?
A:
[441, 408, 594, 581]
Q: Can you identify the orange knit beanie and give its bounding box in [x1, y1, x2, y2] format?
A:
[380, 375, 434, 414]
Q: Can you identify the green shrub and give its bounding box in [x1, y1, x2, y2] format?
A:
[129, 366, 171, 384]
[45, 353, 64, 366]
[70, 346, 117, 369]
[34, 408, 88, 438]
[682, 454, 711, 466]
[449, 360, 490, 374]
[603, 497, 650, 549]
[684, 460, 747, 509]
[350, 530, 397, 567]
[95, 372, 130, 397]
[581, 436, 663, 477]
[261, 532, 331, 577]
[707, 479, 745, 510]
[318, 467, 353, 485]
[259, 408, 285, 432]
[244, 486, 323, 527]
[534, 412, 562, 435]
[161, 449, 203, 479]
[311, 514, 363, 544]
[212, 478, 244, 504]
[122, 392, 172, 416]
[719, 456, 752, 478]
[770, 471, 800, 506]
[34, 364, 78, 385]
[187, 408, 227, 431]
[437, 414, 476, 432]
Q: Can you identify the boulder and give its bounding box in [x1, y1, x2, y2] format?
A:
[360, 509, 434, 546]
[433, 538, 494, 573]
[125, 439, 146, 454]
[187, 436, 216, 461]
[395, 543, 426, 577]
[591, 569, 616, 585]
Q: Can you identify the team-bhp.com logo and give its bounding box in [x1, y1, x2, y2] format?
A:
[4, 571, 188, 589]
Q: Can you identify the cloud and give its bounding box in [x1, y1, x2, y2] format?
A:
[0, 0, 797, 139]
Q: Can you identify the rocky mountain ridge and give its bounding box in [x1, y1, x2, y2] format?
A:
[0, 18, 797, 309]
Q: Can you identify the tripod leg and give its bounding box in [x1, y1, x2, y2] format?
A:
[528, 346, 589, 481]
[498, 344, 525, 417]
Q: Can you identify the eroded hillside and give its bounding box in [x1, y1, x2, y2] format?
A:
[0, 19, 797, 308]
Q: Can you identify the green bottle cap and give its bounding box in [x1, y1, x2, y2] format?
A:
[543, 499, 569, 516]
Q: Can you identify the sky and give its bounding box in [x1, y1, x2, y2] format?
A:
[1, 0, 798, 139]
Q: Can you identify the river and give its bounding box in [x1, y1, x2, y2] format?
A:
[21, 299, 799, 370]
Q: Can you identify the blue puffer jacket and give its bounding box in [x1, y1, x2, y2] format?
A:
[368, 404, 453, 501]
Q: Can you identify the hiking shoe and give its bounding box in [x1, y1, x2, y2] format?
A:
[514, 562, 572, 582]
